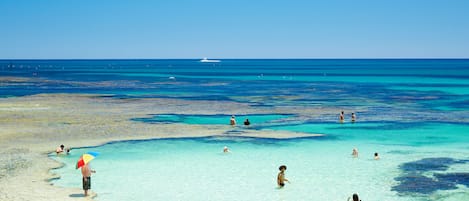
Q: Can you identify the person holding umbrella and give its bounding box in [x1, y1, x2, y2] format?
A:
[76, 152, 98, 196]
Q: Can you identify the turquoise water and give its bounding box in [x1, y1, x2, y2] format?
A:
[50, 120, 469, 201]
[270, 123, 469, 146]
[132, 114, 293, 126]
[51, 136, 469, 201]
[2, 59, 469, 200]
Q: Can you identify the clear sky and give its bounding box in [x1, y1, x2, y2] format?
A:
[1, 0, 469, 59]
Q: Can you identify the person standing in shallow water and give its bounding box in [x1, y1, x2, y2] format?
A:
[339, 111, 345, 123]
[277, 165, 289, 188]
[81, 163, 96, 196]
[230, 115, 236, 126]
[352, 148, 359, 158]
[351, 113, 356, 123]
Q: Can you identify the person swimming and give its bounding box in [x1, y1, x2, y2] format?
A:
[223, 146, 230, 153]
[244, 118, 250, 126]
[352, 148, 359, 158]
[374, 152, 380, 160]
[351, 113, 356, 122]
[56, 144, 65, 155]
[347, 193, 361, 201]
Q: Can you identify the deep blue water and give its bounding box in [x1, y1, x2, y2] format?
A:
[1, 59, 468, 108]
[1, 59, 468, 132]
[2, 59, 468, 137]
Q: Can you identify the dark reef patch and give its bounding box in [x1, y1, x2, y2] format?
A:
[400, 157, 455, 172]
[392, 174, 456, 194]
[392, 157, 469, 195]
[434, 173, 469, 187]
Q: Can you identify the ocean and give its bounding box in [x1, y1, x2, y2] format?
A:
[1, 59, 469, 200]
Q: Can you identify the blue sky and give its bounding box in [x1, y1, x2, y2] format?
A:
[1, 0, 468, 59]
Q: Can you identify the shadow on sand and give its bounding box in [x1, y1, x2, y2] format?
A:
[69, 194, 85, 198]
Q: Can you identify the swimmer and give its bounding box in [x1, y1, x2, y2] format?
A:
[351, 113, 356, 122]
[347, 193, 361, 201]
[374, 152, 380, 160]
[277, 165, 289, 188]
[244, 118, 250, 126]
[56, 144, 65, 155]
[223, 146, 230, 153]
[352, 148, 358, 158]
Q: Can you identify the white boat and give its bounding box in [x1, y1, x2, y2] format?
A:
[200, 57, 220, 63]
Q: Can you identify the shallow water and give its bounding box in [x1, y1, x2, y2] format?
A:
[51, 136, 469, 201]
[131, 114, 293, 126]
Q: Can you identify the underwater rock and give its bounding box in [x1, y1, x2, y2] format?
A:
[392, 174, 456, 194]
[434, 173, 469, 187]
[399, 157, 455, 172]
[393, 157, 469, 195]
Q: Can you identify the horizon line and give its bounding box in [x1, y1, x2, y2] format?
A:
[1, 57, 469, 61]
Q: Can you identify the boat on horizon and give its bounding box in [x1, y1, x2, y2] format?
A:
[200, 58, 221, 63]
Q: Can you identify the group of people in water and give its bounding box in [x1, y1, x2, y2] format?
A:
[222, 145, 367, 200]
[230, 115, 250, 126]
[225, 111, 367, 200]
[65, 112, 366, 198]
[340, 111, 356, 123]
[230, 110, 357, 127]
[352, 147, 380, 160]
[55, 144, 96, 196]
[55, 144, 71, 155]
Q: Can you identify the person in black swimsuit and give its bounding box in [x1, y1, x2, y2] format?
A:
[244, 118, 250, 126]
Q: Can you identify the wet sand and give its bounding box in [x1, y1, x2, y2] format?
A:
[0, 93, 332, 201]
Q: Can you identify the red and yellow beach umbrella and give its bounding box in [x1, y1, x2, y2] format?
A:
[76, 151, 99, 169]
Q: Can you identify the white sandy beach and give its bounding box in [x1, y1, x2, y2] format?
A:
[0, 92, 334, 201]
